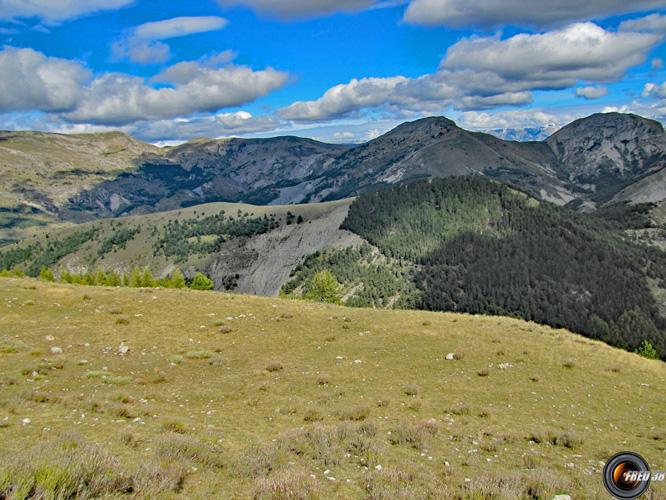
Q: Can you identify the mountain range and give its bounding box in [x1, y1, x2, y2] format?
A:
[1, 112, 665, 238]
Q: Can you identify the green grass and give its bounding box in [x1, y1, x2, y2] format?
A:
[0, 277, 664, 498]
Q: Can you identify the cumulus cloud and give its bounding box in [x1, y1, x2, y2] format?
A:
[456, 109, 566, 131]
[280, 23, 659, 121]
[575, 86, 608, 100]
[442, 23, 659, 87]
[0, 46, 287, 126]
[112, 16, 229, 65]
[643, 82, 666, 99]
[217, 0, 375, 19]
[619, 13, 666, 34]
[404, 0, 664, 27]
[65, 63, 288, 125]
[0, 47, 90, 112]
[127, 111, 280, 142]
[0, 0, 133, 22]
[281, 77, 410, 121]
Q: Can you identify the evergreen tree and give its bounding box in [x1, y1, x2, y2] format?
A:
[129, 267, 142, 288]
[305, 270, 341, 304]
[190, 272, 214, 291]
[170, 268, 186, 289]
[39, 267, 54, 282]
[142, 268, 155, 288]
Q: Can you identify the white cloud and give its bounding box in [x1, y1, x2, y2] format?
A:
[0, 46, 288, 125]
[217, 0, 375, 18]
[404, 0, 664, 27]
[619, 13, 666, 34]
[442, 23, 659, 87]
[202, 50, 237, 66]
[0, 47, 90, 112]
[127, 111, 280, 141]
[65, 63, 288, 125]
[280, 23, 659, 121]
[643, 82, 666, 99]
[112, 16, 229, 65]
[652, 57, 664, 69]
[456, 109, 566, 131]
[281, 76, 410, 121]
[134, 16, 228, 40]
[111, 39, 170, 65]
[574, 86, 608, 100]
[0, 0, 133, 22]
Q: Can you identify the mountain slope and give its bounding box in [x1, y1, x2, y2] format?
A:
[0, 130, 160, 211]
[285, 177, 666, 358]
[0, 198, 361, 296]
[547, 113, 666, 203]
[0, 277, 664, 498]
[66, 136, 350, 220]
[310, 117, 573, 205]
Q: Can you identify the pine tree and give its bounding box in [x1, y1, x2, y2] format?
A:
[305, 270, 341, 304]
[170, 268, 186, 289]
[142, 268, 155, 288]
[129, 267, 142, 288]
[190, 272, 214, 291]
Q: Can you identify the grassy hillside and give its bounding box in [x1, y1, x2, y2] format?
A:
[0, 199, 358, 295]
[0, 277, 664, 498]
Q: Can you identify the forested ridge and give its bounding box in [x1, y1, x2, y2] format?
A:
[339, 177, 666, 357]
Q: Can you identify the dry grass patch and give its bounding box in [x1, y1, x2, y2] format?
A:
[253, 468, 319, 500]
[155, 433, 224, 468]
[0, 434, 181, 498]
[185, 350, 213, 360]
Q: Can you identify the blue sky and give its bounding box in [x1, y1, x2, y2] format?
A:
[0, 0, 665, 143]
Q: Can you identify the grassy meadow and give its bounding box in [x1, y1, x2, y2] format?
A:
[0, 277, 664, 498]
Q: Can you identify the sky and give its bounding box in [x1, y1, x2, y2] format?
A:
[0, 0, 665, 144]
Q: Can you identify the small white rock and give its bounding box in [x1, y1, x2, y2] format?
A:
[118, 342, 130, 355]
[553, 496, 572, 500]
[21, 418, 31, 425]
[45, 335, 55, 341]
[50, 346, 63, 354]
[375, 464, 382, 471]
[446, 353, 455, 361]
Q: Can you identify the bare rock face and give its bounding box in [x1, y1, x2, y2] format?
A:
[546, 113, 666, 186]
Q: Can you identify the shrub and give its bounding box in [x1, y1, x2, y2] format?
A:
[155, 434, 224, 468]
[266, 362, 284, 373]
[253, 469, 319, 500]
[168, 268, 186, 289]
[190, 273, 214, 291]
[0, 434, 133, 498]
[303, 409, 324, 422]
[169, 354, 185, 365]
[403, 385, 419, 396]
[185, 350, 213, 360]
[39, 267, 54, 282]
[635, 340, 659, 360]
[338, 405, 370, 421]
[161, 420, 188, 434]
